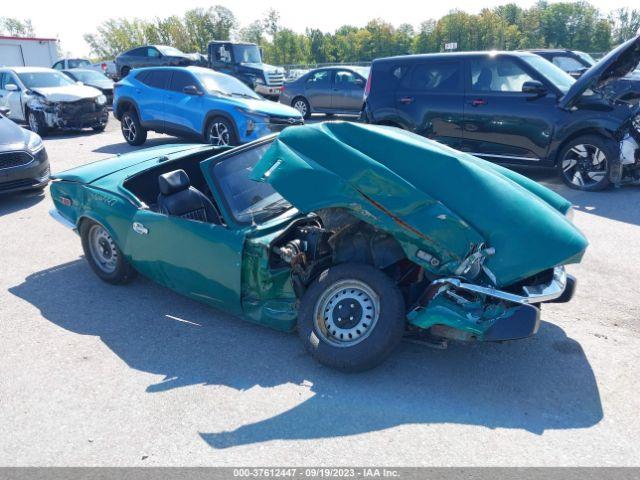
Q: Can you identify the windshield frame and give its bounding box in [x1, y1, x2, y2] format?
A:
[157, 45, 186, 57]
[18, 71, 76, 89]
[66, 69, 112, 84]
[208, 137, 292, 227]
[519, 54, 576, 94]
[233, 44, 262, 64]
[194, 70, 262, 100]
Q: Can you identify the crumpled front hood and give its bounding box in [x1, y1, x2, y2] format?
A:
[32, 85, 102, 102]
[251, 122, 588, 287]
[560, 35, 640, 109]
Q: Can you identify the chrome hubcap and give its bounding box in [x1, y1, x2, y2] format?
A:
[121, 115, 137, 142]
[562, 143, 608, 187]
[294, 100, 307, 116]
[208, 122, 230, 146]
[88, 224, 118, 274]
[313, 280, 380, 347]
[28, 113, 38, 132]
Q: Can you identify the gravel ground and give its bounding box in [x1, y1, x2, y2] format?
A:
[1, 113, 639, 466]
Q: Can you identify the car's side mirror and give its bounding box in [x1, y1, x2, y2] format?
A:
[5, 83, 19, 92]
[0, 106, 10, 116]
[183, 85, 203, 96]
[522, 80, 547, 96]
[355, 78, 365, 87]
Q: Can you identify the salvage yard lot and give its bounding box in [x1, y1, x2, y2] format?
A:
[1, 113, 639, 466]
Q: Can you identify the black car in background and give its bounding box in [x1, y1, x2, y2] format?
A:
[527, 48, 640, 104]
[279, 66, 370, 119]
[115, 45, 206, 79]
[0, 107, 50, 194]
[362, 36, 640, 191]
[62, 69, 115, 105]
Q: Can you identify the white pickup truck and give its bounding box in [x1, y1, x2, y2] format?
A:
[52, 58, 117, 79]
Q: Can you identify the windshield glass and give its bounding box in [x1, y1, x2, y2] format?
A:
[575, 51, 596, 66]
[69, 59, 91, 68]
[195, 70, 262, 99]
[353, 66, 371, 78]
[233, 45, 262, 64]
[157, 45, 185, 56]
[69, 70, 111, 84]
[520, 55, 575, 93]
[18, 71, 75, 89]
[213, 142, 290, 224]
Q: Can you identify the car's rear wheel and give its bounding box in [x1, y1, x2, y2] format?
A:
[558, 135, 614, 191]
[120, 109, 147, 146]
[206, 116, 237, 146]
[80, 220, 137, 285]
[292, 97, 311, 119]
[297, 263, 405, 372]
[27, 109, 48, 137]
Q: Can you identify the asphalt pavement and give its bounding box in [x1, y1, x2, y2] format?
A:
[0, 113, 639, 466]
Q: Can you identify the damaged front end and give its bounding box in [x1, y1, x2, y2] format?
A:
[250, 122, 588, 343]
[27, 94, 109, 130]
[613, 111, 640, 186]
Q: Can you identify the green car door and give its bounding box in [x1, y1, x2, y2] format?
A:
[124, 209, 245, 315]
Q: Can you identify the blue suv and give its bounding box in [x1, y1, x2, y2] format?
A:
[113, 66, 303, 146]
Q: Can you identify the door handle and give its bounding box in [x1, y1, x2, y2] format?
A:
[132, 222, 148, 235]
[399, 96, 414, 104]
[470, 98, 487, 107]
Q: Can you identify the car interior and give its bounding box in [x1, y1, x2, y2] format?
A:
[122, 150, 224, 224]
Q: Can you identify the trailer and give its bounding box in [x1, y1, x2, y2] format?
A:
[0, 36, 59, 68]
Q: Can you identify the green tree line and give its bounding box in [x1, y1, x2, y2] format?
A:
[4, 2, 640, 64]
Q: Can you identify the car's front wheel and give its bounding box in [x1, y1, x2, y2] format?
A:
[558, 135, 614, 191]
[205, 116, 237, 146]
[292, 97, 311, 119]
[120, 109, 147, 146]
[297, 263, 405, 372]
[27, 109, 49, 137]
[80, 220, 137, 285]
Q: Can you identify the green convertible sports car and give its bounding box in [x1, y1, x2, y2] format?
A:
[49, 122, 588, 371]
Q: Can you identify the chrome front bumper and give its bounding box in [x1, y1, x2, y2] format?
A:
[433, 266, 569, 304]
[49, 208, 76, 231]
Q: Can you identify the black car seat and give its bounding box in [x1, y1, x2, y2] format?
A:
[475, 67, 493, 90]
[157, 169, 221, 224]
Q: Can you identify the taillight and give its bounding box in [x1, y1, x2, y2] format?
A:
[364, 71, 372, 100]
[59, 196, 72, 206]
[101, 63, 107, 71]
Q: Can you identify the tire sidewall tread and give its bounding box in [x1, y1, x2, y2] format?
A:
[297, 263, 405, 372]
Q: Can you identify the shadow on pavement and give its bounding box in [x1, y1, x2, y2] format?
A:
[0, 189, 45, 216]
[92, 136, 187, 155]
[510, 165, 640, 226]
[10, 259, 603, 448]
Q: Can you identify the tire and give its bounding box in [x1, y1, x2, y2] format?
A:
[92, 124, 106, 133]
[557, 134, 614, 191]
[80, 220, 137, 285]
[27, 109, 49, 137]
[297, 263, 405, 372]
[120, 109, 147, 146]
[292, 96, 311, 119]
[120, 66, 131, 78]
[205, 116, 238, 146]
